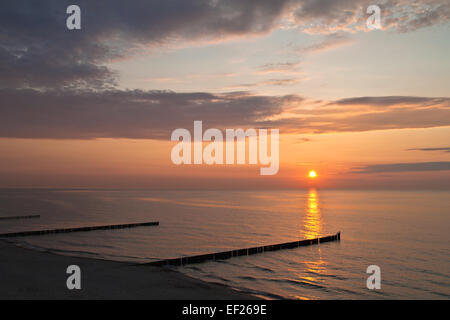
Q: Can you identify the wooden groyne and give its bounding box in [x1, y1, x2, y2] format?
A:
[0, 215, 40, 221]
[0, 221, 159, 238]
[145, 232, 340, 267]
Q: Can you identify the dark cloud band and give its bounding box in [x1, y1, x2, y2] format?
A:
[0, 89, 448, 139]
[354, 162, 450, 173]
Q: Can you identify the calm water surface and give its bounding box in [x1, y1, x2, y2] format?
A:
[0, 189, 448, 299]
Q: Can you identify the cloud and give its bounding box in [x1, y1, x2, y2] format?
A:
[353, 162, 450, 173]
[1, 1, 449, 90]
[1, 2, 449, 140]
[333, 96, 449, 107]
[263, 95, 450, 133]
[229, 78, 302, 89]
[0, 89, 449, 139]
[294, 0, 450, 34]
[293, 137, 312, 144]
[407, 147, 450, 153]
[0, 88, 289, 139]
[0, 0, 293, 89]
[255, 62, 303, 75]
[300, 32, 354, 53]
[0, 1, 120, 89]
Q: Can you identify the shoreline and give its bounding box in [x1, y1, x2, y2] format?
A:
[0, 240, 257, 300]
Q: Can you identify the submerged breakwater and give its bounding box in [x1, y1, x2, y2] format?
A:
[146, 232, 340, 267]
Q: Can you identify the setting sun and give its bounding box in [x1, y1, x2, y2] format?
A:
[308, 170, 317, 178]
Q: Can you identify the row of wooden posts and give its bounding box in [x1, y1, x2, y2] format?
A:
[0, 215, 340, 266]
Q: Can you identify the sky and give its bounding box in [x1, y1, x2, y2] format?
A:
[0, 0, 449, 189]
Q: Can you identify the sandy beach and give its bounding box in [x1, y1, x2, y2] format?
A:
[0, 240, 255, 300]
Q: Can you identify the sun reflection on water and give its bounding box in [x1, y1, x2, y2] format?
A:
[303, 189, 323, 239]
[290, 189, 328, 292]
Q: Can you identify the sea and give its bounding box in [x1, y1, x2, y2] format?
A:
[0, 189, 448, 299]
